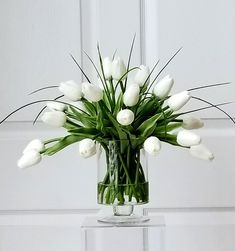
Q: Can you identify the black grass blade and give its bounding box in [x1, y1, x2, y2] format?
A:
[179, 102, 233, 116]
[0, 99, 88, 125]
[29, 85, 59, 95]
[69, 54, 91, 83]
[147, 47, 182, 93]
[192, 97, 235, 124]
[33, 95, 64, 125]
[188, 82, 231, 92]
[82, 50, 104, 85]
[124, 34, 136, 88]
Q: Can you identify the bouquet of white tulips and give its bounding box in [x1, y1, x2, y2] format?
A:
[1, 39, 233, 205]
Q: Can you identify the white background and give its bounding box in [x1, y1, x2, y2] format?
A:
[0, 0, 235, 250]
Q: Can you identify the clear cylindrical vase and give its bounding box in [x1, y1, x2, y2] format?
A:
[97, 139, 149, 223]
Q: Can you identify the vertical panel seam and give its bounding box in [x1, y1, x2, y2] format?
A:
[140, 0, 146, 65]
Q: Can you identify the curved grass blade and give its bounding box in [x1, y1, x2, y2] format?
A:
[188, 82, 231, 92]
[176, 101, 233, 116]
[82, 50, 109, 93]
[192, 96, 235, 124]
[124, 34, 136, 89]
[0, 99, 88, 125]
[146, 47, 182, 94]
[97, 44, 113, 107]
[29, 85, 59, 95]
[32, 95, 64, 125]
[114, 67, 140, 92]
[69, 54, 91, 83]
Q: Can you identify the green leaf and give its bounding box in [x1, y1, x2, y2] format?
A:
[43, 135, 82, 156]
[83, 100, 96, 116]
[105, 112, 128, 153]
[114, 92, 123, 116]
[137, 113, 163, 137]
[67, 107, 96, 127]
[68, 127, 99, 136]
[96, 103, 104, 131]
[155, 122, 182, 133]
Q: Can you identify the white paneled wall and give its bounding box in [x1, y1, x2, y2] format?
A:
[0, 0, 235, 250]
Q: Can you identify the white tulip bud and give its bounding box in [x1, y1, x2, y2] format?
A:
[82, 82, 103, 102]
[182, 116, 204, 130]
[190, 144, 214, 161]
[46, 101, 67, 111]
[153, 75, 174, 99]
[79, 139, 96, 158]
[134, 65, 150, 86]
[41, 111, 67, 127]
[103, 57, 112, 79]
[177, 129, 201, 147]
[17, 150, 42, 169]
[144, 136, 161, 155]
[123, 84, 140, 107]
[116, 109, 134, 126]
[168, 91, 191, 111]
[58, 80, 82, 101]
[111, 57, 126, 80]
[23, 139, 45, 154]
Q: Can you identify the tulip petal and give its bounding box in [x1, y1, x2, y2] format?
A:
[17, 150, 42, 169]
[144, 136, 161, 155]
[79, 139, 96, 158]
[177, 130, 201, 147]
[190, 144, 214, 161]
[116, 109, 134, 126]
[23, 139, 45, 154]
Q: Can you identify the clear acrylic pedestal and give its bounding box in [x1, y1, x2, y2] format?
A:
[81, 216, 165, 251]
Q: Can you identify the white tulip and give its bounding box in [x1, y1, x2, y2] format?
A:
[97, 77, 104, 90]
[123, 84, 140, 107]
[79, 139, 96, 158]
[177, 129, 201, 147]
[23, 139, 45, 154]
[103, 57, 112, 79]
[134, 65, 150, 86]
[182, 116, 204, 130]
[17, 150, 42, 169]
[190, 144, 214, 161]
[58, 80, 82, 101]
[153, 75, 174, 99]
[70, 101, 87, 113]
[116, 109, 134, 126]
[168, 90, 191, 111]
[46, 101, 67, 111]
[41, 111, 67, 127]
[144, 136, 161, 155]
[82, 82, 103, 102]
[111, 57, 126, 80]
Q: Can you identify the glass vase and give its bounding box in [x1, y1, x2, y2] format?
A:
[97, 139, 149, 223]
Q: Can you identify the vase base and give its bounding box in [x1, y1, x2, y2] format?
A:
[97, 214, 150, 224]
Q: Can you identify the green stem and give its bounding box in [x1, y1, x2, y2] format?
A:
[135, 150, 140, 185]
[118, 153, 132, 184]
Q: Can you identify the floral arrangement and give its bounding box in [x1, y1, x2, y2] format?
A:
[0, 40, 233, 205]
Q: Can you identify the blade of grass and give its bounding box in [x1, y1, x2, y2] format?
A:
[188, 82, 231, 92]
[178, 101, 233, 115]
[124, 34, 136, 89]
[33, 95, 64, 125]
[146, 47, 182, 94]
[0, 99, 89, 125]
[69, 54, 91, 83]
[29, 85, 59, 95]
[192, 96, 235, 124]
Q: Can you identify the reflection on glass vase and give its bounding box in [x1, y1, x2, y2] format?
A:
[97, 139, 149, 223]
